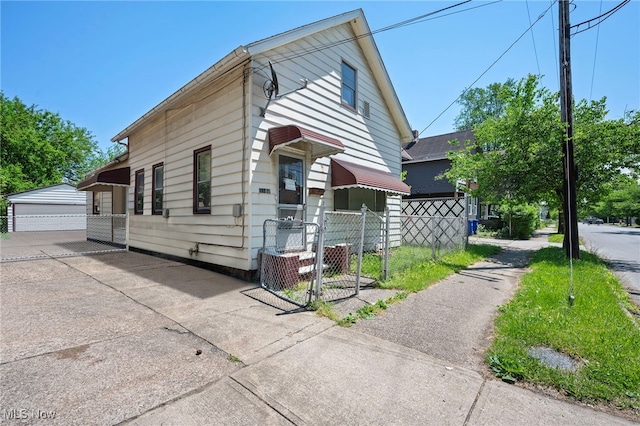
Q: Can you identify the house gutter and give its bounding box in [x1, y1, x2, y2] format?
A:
[111, 46, 250, 143]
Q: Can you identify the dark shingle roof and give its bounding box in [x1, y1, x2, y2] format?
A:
[402, 129, 474, 162]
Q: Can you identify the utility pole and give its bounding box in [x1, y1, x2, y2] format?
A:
[559, 0, 580, 259]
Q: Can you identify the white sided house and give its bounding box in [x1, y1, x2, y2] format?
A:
[7, 183, 86, 232]
[77, 9, 412, 279]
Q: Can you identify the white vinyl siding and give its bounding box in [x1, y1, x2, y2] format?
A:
[116, 14, 406, 273]
[125, 65, 249, 270]
[247, 21, 405, 267]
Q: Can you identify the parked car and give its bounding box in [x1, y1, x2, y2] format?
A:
[583, 217, 604, 224]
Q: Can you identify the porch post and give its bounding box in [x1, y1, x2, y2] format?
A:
[315, 202, 326, 302]
[356, 203, 367, 295]
[383, 206, 390, 281]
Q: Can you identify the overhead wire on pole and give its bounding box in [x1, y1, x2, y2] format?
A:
[570, 0, 630, 36]
[259, 0, 502, 71]
[550, 0, 560, 91]
[417, 0, 557, 137]
[589, 0, 604, 101]
[525, 0, 542, 76]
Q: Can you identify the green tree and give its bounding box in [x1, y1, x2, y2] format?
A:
[1, 93, 105, 195]
[445, 75, 640, 241]
[453, 78, 517, 133]
[592, 180, 640, 224]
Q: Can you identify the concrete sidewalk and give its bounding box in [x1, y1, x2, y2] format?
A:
[1, 229, 636, 425]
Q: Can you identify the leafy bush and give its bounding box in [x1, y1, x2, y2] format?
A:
[497, 203, 541, 239]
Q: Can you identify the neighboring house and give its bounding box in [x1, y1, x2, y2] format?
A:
[77, 9, 412, 279]
[6, 183, 86, 232]
[402, 129, 480, 219]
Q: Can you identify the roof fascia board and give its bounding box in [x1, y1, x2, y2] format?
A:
[111, 46, 250, 142]
[245, 10, 362, 55]
[402, 157, 448, 165]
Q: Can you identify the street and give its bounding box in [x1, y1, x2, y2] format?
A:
[578, 223, 640, 305]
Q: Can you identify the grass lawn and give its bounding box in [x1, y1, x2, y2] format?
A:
[376, 243, 501, 293]
[548, 233, 564, 244]
[313, 243, 501, 325]
[487, 246, 640, 413]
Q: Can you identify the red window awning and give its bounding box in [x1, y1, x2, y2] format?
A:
[331, 158, 410, 195]
[77, 167, 130, 191]
[268, 125, 345, 160]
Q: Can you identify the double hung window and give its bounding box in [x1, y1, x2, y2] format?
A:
[134, 169, 144, 214]
[341, 61, 357, 109]
[152, 163, 164, 215]
[194, 147, 211, 214]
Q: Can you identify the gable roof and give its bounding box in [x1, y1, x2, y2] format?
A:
[112, 9, 412, 143]
[7, 183, 86, 205]
[402, 129, 475, 163]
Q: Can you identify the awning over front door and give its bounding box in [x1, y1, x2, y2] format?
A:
[268, 125, 345, 160]
[77, 167, 130, 191]
[331, 158, 410, 195]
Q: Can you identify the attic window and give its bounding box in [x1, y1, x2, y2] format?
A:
[341, 61, 356, 109]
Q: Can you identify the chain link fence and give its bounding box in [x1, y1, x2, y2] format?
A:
[1, 215, 127, 261]
[258, 197, 469, 307]
[259, 219, 320, 307]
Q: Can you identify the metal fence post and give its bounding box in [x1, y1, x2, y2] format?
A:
[355, 203, 367, 296]
[383, 206, 390, 281]
[464, 192, 469, 249]
[315, 202, 326, 302]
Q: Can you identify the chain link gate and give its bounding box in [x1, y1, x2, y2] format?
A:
[319, 205, 386, 302]
[259, 219, 320, 307]
[259, 204, 388, 307]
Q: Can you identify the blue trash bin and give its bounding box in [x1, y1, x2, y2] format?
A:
[468, 220, 473, 235]
[471, 219, 478, 234]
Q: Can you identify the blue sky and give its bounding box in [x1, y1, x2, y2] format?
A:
[2, 1, 638, 153]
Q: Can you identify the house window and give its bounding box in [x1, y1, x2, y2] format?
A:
[278, 154, 304, 220]
[92, 191, 101, 214]
[194, 146, 211, 214]
[152, 163, 164, 215]
[134, 169, 144, 215]
[334, 188, 386, 212]
[341, 61, 357, 109]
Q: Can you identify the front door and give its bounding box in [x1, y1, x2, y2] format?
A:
[277, 154, 304, 220]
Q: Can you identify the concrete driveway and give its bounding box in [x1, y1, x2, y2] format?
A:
[2, 248, 635, 425]
[0, 252, 332, 425]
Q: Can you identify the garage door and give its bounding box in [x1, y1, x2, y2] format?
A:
[12, 204, 86, 231]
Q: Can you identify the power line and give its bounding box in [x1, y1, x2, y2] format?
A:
[262, 1, 501, 71]
[589, 0, 604, 100]
[526, 0, 542, 76]
[417, 1, 557, 136]
[550, 0, 560, 91]
[570, 0, 630, 36]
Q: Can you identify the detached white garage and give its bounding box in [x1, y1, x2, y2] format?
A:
[7, 183, 86, 232]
